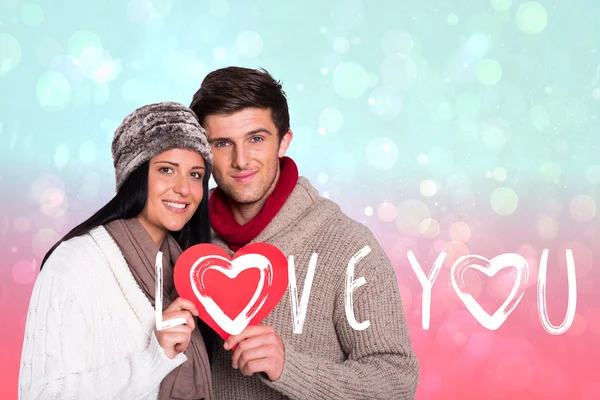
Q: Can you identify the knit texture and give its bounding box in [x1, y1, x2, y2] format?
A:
[19, 227, 187, 399]
[210, 177, 419, 399]
[112, 101, 213, 190]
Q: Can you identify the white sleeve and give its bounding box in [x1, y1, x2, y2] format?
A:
[18, 266, 186, 400]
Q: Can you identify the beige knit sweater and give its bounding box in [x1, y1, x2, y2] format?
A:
[210, 177, 419, 399]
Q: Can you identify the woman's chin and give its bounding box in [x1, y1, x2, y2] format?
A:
[162, 221, 187, 233]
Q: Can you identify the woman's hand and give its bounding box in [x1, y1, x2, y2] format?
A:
[155, 297, 198, 359]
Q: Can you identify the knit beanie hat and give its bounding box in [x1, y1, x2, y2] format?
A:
[111, 101, 213, 190]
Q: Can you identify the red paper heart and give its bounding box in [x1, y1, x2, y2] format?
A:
[174, 242, 288, 340]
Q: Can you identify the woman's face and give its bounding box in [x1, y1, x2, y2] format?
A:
[138, 148, 206, 245]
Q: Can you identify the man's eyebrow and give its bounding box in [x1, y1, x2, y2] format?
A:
[208, 128, 274, 144]
[245, 128, 274, 136]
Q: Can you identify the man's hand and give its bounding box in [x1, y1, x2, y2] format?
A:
[224, 325, 285, 381]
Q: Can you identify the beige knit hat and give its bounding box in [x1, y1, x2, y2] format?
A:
[111, 102, 213, 190]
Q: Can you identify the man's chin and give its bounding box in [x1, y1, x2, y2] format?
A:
[230, 194, 264, 205]
[224, 188, 265, 205]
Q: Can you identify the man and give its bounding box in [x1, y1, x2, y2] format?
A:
[189, 67, 419, 399]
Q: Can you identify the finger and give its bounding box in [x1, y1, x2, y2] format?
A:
[164, 297, 198, 316]
[162, 310, 196, 330]
[236, 344, 278, 371]
[224, 325, 273, 350]
[155, 325, 189, 343]
[240, 358, 273, 377]
[175, 334, 192, 353]
[160, 332, 190, 350]
[231, 334, 277, 368]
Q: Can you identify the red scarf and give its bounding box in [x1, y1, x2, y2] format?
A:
[209, 156, 299, 251]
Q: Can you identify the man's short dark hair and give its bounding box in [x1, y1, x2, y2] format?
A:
[190, 66, 290, 140]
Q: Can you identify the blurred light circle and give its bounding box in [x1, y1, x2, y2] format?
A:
[492, 167, 507, 181]
[67, 30, 102, 59]
[420, 180, 438, 197]
[492, 0, 512, 11]
[447, 13, 459, 25]
[332, 37, 350, 54]
[40, 188, 68, 218]
[395, 199, 431, 236]
[12, 260, 38, 285]
[368, 86, 402, 120]
[537, 217, 558, 239]
[456, 92, 480, 118]
[332, 62, 369, 99]
[36, 71, 71, 111]
[491, 187, 519, 215]
[236, 30, 263, 58]
[377, 202, 397, 222]
[381, 54, 418, 90]
[442, 241, 470, 268]
[319, 108, 344, 133]
[21, 3, 44, 27]
[476, 58, 503, 85]
[559, 241, 593, 279]
[30, 174, 65, 203]
[421, 218, 440, 239]
[516, 2, 548, 35]
[540, 161, 562, 183]
[449, 221, 471, 243]
[381, 29, 414, 56]
[569, 194, 596, 222]
[481, 117, 510, 151]
[366, 137, 399, 170]
[585, 165, 600, 185]
[0, 33, 22, 77]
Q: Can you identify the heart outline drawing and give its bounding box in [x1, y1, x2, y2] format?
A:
[190, 253, 272, 335]
[174, 242, 288, 340]
[450, 253, 529, 330]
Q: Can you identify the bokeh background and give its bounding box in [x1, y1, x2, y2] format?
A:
[1, 0, 599, 398]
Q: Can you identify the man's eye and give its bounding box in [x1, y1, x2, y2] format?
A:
[250, 136, 263, 143]
[214, 141, 229, 148]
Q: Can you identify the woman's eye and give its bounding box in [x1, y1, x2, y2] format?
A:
[158, 167, 173, 174]
[190, 172, 203, 180]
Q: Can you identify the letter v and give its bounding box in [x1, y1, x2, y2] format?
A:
[288, 253, 318, 334]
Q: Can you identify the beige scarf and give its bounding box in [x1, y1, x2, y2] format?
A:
[105, 218, 212, 400]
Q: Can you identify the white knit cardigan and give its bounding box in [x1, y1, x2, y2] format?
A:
[19, 226, 187, 399]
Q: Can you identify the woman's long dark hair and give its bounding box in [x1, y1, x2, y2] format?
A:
[40, 160, 217, 361]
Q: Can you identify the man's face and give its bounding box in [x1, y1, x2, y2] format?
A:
[203, 108, 292, 205]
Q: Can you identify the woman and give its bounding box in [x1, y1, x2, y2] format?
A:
[19, 102, 214, 399]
